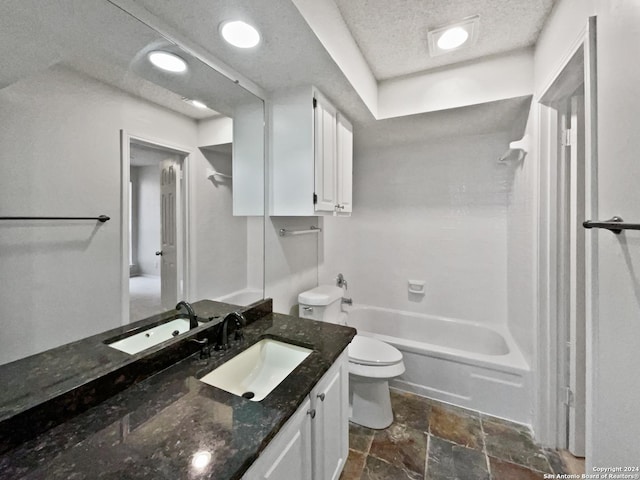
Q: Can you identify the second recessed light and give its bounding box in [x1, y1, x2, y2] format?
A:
[220, 20, 260, 48]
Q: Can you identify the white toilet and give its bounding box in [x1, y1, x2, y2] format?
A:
[298, 286, 405, 429]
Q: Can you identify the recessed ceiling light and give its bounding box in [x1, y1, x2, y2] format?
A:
[220, 20, 260, 49]
[148, 51, 188, 73]
[437, 27, 469, 50]
[428, 16, 480, 57]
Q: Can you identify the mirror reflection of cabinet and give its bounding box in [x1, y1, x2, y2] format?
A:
[270, 86, 353, 216]
[233, 102, 265, 216]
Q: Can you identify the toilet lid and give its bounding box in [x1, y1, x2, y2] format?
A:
[348, 335, 402, 366]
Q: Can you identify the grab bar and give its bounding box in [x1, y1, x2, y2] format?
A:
[279, 226, 321, 237]
[583, 216, 640, 234]
[0, 215, 110, 223]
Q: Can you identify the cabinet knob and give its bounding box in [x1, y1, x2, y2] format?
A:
[317, 393, 325, 402]
[155, 250, 163, 256]
[307, 409, 316, 419]
[335, 204, 345, 210]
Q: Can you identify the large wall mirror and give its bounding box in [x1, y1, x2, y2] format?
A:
[0, 0, 265, 366]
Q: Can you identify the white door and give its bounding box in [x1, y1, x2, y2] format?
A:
[335, 114, 353, 214]
[314, 94, 337, 213]
[160, 159, 179, 309]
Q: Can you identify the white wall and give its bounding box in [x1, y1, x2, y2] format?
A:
[378, 49, 534, 120]
[265, 216, 319, 315]
[134, 165, 161, 276]
[193, 149, 248, 299]
[588, 0, 640, 468]
[0, 65, 260, 365]
[534, 0, 640, 467]
[319, 133, 510, 326]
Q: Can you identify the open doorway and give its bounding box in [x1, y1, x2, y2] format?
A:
[121, 133, 191, 323]
[537, 17, 596, 471]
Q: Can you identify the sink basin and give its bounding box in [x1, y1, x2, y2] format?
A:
[200, 339, 312, 401]
[107, 318, 203, 355]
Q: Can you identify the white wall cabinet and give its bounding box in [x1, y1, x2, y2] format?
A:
[270, 86, 353, 216]
[242, 350, 349, 480]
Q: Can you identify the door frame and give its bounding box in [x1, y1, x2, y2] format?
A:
[120, 130, 195, 325]
[535, 17, 597, 450]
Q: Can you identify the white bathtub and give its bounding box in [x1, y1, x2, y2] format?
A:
[345, 305, 532, 425]
[214, 289, 263, 307]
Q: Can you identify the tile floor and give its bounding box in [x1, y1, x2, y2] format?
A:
[341, 390, 583, 480]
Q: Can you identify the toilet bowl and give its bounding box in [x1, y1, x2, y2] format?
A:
[298, 286, 405, 429]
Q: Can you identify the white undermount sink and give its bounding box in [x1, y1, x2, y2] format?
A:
[200, 339, 312, 401]
[107, 318, 203, 355]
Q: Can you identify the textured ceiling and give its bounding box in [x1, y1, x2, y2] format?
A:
[334, 0, 556, 80]
[133, 0, 533, 141]
[0, 0, 257, 119]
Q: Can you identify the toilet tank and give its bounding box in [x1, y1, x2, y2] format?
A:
[298, 286, 343, 323]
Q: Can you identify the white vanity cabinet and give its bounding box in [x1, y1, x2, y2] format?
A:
[242, 397, 313, 480]
[242, 350, 349, 480]
[310, 349, 349, 480]
[270, 87, 353, 216]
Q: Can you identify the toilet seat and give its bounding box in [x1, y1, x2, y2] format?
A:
[348, 335, 403, 366]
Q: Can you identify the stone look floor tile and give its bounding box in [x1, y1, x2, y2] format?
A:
[340, 449, 366, 480]
[349, 423, 375, 454]
[390, 390, 430, 432]
[368, 423, 428, 476]
[426, 436, 490, 480]
[482, 418, 552, 473]
[490, 456, 549, 480]
[429, 403, 484, 450]
[361, 455, 421, 480]
[545, 448, 568, 474]
[558, 450, 586, 475]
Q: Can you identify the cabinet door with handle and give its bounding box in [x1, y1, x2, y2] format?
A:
[311, 350, 349, 480]
[243, 398, 312, 480]
[313, 92, 338, 213]
[335, 114, 353, 214]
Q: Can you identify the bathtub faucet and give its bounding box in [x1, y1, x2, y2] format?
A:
[336, 273, 348, 290]
[342, 297, 353, 306]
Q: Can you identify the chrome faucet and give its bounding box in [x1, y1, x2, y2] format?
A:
[336, 273, 348, 290]
[215, 311, 246, 350]
[176, 301, 199, 329]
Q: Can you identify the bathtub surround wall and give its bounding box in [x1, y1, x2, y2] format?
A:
[320, 133, 511, 326]
[505, 104, 538, 367]
[0, 66, 260, 365]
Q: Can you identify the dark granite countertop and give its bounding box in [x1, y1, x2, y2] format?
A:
[0, 301, 244, 422]
[0, 309, 356, 479]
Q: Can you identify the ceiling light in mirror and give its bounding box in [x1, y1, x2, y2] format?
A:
[148, 50, 188, 72]
[190, 99, 208, 109]
[220, 20, 260, 48]
[428, 16, 479, 57]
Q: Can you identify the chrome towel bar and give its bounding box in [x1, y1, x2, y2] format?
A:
[583, 216, 640, 234]
[0, 215, 110, 222]
[279, 226, 321, 237]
